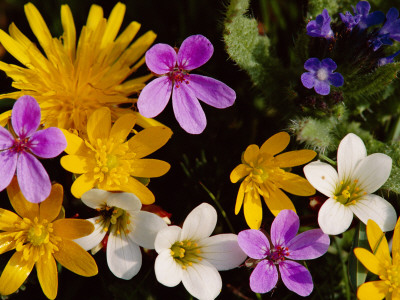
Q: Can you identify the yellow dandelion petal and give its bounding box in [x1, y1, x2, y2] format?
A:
[53, 219, 94, 240]
[357, 280, 389, 300]
[36, 255, 58, 300]
[260, 131, 290, 155]
[274, 149, 317, 168]
[263, 186, 296, 217]
[130, 159, 171, 178]
[366, 219, 391, 265]
[243, 190, 262, 230]
[230, 164, 250, 183]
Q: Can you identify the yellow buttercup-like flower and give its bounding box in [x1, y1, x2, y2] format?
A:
[0, 177, 98, 300]
[60, 107, 172, 203]
[354, 219, 400, 300]
[230, 132, 316, 229]
[0, 2, 158, 132]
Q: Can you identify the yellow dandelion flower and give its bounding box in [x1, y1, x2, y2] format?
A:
[354, 219, 400, 300]
[230, 132, 316, 229]
[0, 2, 159, 132]
[60, 107, 172, 204]
[0, 177, 98, 300]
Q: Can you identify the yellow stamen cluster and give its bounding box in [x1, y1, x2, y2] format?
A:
[13, 217, 61, 262]
[170, 240, 202, 269]
[380, 262, 400, 292]
[90, 138, 132, 188]
[333, 179, 366, 205]
[97, 205, 131, 235]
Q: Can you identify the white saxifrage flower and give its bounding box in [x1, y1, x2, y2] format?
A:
[303, 133, 397, 235]
[74, 189, 167, 279]
[154, 203, 247, 300]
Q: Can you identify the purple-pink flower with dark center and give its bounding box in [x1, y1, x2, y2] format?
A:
[0, 95, 67, 203]
[301, 58, 344, 95]
[137, 35, 236, 134]
[237, 210, 330, 297]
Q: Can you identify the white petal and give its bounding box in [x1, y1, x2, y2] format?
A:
[337, 133, 367, 180]
[353, 153, 392, 194]
[81, 189, 109, 209]
[154, 250, 183, 287]
[303, 161, 338, 197]
[199, 234, 247, 271]
[318, 198, 354, 235]
[107, 192, 142, 211]
[182, 260, 222, 300]
[74, 217, 106, 251]
[154, 226, 182, 253]
[128, 211, 168, 249]
[350, 194, 397, 232]
[106, 233, 142, 280]
[181, 203, 217, 241]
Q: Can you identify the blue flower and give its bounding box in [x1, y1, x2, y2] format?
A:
[301, 58, 344, 95]
[306, 9, 334, 39]
[378, 49, 400, 66]
[371, 8, 400, 50]
[340, 1, 384, 30]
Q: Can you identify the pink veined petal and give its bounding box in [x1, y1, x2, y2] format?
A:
[0, 126, 14, 150]
[187, 74, 235, 109]
[16, 151, 51, 203]
[271, 210, 299, 247]
[172, 83, 206, 134]
[337, 133, 367, 181]
[286, 229, 330, 260]
[318, 198, 354, 235]
[106, 232, 142, 280]
[249, 260, 278, 294]
[181, 259, 222, 300]
[199, 234, 247, 270]
[29, 127, 67, 158]
[11, 95, 41, 138]
[137, 76, 173, 118]
[74, 217, 106, 251]
[180, 203, 217, 241]
[237, 229, 270, 259]
[145, 43, 177, 75]
[0, 150, 17, 192]
[154, 250, 183, 287]
[279, 260, 313, 296]
[177, 35, 214, 70]
[349, 194, 397, 232]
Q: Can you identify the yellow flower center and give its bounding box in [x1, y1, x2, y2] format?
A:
[13, 217, 61, 262]
[170, 240, 202, 269]
[91, 138, 132, 188]
[333, 179, 366, 205]
[380, 264, 400, 291]
[97, 205, 131, 235]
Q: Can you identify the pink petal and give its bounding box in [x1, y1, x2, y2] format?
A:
[279, 260, 313, 296]
[145, 43, 177, 75]
[187, 74, 235, 108]
[17, 152, 51, 203]
[11, 95, 41, 138]
[286, 229, 330, 260]
[137, 76, 172, 118]
[271, 210, 299, 247]
[237, 229, 270, 259]
[177, 35, 213, 70]
[29, 127, 67, 158]
[249, 260, 278, 294]
[0, 150, 17, 191]
[172, 83, 206, 134]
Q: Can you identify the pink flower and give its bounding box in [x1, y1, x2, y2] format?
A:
[0, 95, 67, 203]
[137, 35, 236, 134]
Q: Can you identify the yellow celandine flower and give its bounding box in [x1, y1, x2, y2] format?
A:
[230, 132, 316, 229]
[60, 107, 172, 203]
[354, 219, 400, 300]
[0, 2, 159, 132]
[0, 177, 98, 299]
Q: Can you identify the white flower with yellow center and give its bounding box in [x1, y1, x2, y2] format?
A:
[74, 189, 167, 280]
[304, 133, 397, 235]
[154, 203, 247, 300]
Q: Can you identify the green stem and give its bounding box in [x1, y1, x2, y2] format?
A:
[319, 153, 337, 166]
[199, 182, 236, 234]
[334, 237, 351, 300]
[390, 115, 400, 142]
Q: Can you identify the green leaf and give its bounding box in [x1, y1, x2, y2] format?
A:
[348, 222, 368, 291]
